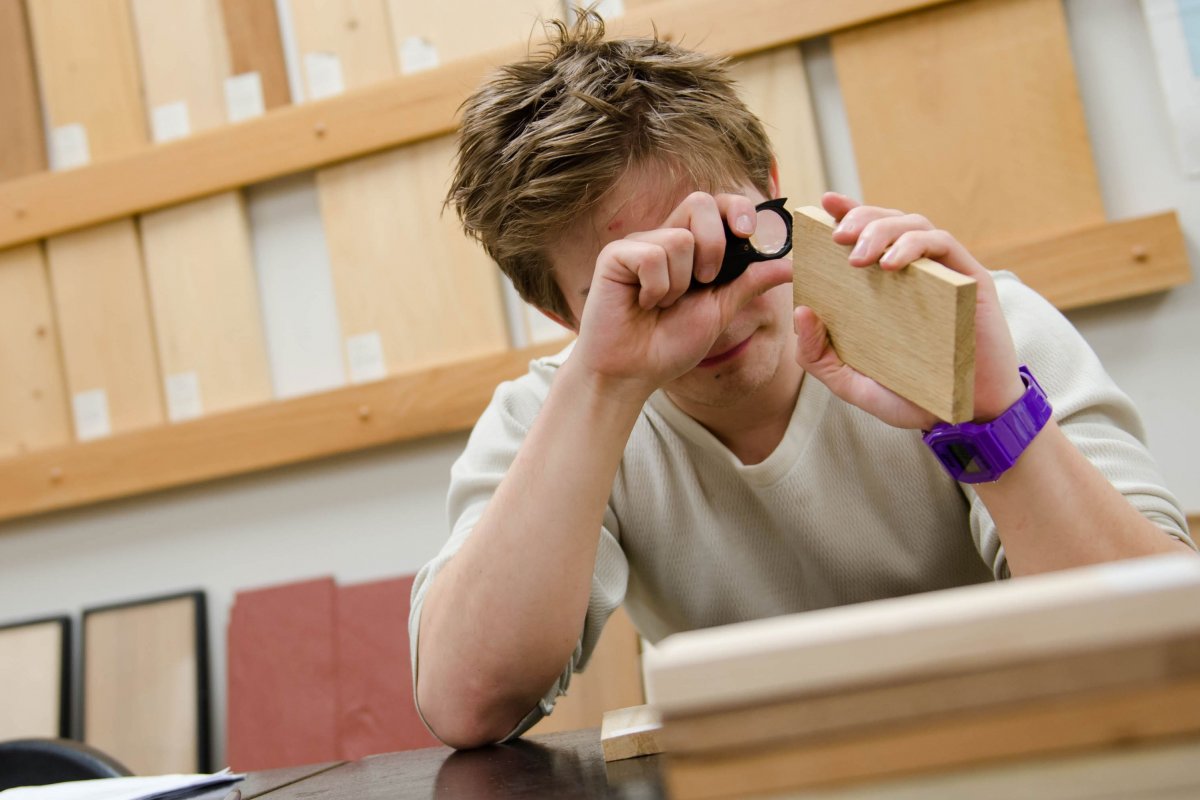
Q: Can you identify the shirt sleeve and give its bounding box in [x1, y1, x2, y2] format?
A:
[966, 273, 1195, 579]
[408, 354, 630, 741]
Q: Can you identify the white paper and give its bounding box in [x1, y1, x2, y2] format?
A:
[224, 72, 266, 122]
[165, 372, 204, 422]
[304, 51, 345, 100]
[399, 35, 440, 74]
[50, 124, 91, 171]
[1142, 0, 1200, 174]
[150, 101, 191, 143]
[346, 331, 387, 383]
[72, 389, 111, 441]
[0, 771, 242, 800]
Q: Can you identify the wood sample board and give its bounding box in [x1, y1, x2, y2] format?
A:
[26, 0, 164, 440]
[0, 0, 46, 181]
[83, 592, 208, 775]
[601, 704, 663, 762]
[384, 0, 560, 75]
[0, 616, 70, 740]
[130, 0, 272, 422]
[792, 205, 975, 423]
[218, 0, 292, 113]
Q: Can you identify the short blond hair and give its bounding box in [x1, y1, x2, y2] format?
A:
[447, 11, 775, 324]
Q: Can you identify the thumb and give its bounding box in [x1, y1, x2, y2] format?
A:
[715, 258, 792, 326]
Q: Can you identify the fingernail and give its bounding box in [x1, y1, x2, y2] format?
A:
[736, 214, 754, 235]
[850, 237, 870, 260]
[834, 221, 852, 235]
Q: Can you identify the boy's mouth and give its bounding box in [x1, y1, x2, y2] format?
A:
[698, 334, 753, 368]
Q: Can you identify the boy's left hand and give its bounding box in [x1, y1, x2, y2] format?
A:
[794, 192, 1026, 429]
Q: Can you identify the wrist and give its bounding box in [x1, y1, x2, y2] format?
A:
[559, 351, 658, 411]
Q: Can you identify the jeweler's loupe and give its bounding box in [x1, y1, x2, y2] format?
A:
[691, 197, 793, 290]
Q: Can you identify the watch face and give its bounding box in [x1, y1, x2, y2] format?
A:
[946, 442, 987, 476]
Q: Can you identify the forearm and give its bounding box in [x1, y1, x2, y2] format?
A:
[975, 420, 1194, 577]
[416, 357, 645, 747]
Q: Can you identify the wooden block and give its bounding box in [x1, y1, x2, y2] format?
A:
[0, 0, 47, 181]
[663, 634, 1200, 756]
[336, 576, 440, 758]
[0, 245, 71, 458]
[83, 592, 208, 775]
[530, 607, 646, 735]
[975, 211, 1192, 311]
[227, 578, 338, 772]
[384, 0, 560, 74]
[287, 0, 397, 97]
[663, 677, 1200, 800]
[831, 0, 1105, 253]
[45, 219, 164, 438]
[218, 0, 292, 112]
[601, 704, 663, 762]
[644, 554, 1200, 717]
[728, 45, 827, 205]
[0, 616, 70, 740]
[792, 205, 975, 423]
[315, 135, 510, 379]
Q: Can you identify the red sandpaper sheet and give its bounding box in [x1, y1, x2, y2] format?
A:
[226, 577, 338, 771]
[337, 576, 439, 757]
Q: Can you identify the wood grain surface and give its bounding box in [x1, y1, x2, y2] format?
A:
[384, 0, 559, 73]
[792, 205, 976, 422]
[831, 0, 1105, 253]
[601, 704, 663, 762]
[0, 0, 46, 181]
[288, 0, 396, 98]
[218, 0, 292, 111]
[0, 618, 67, 740]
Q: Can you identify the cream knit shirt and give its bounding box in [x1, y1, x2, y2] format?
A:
[410, 273, 1193, 734]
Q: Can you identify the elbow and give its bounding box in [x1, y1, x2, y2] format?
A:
[417, 675, 533, 750]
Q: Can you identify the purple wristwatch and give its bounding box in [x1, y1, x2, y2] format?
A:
[922, 365, 1052, 484]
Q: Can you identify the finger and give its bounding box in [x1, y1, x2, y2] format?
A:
[877, 229, 991, 280]
[850, 213, 936, 268]
[630, 228, 695, 308]
[820, 191, 859, 223]
[604, 239, 670, 310]
[714, 257, 792, 326]
[660, 192, 727, 284]
[831, 204, 904, 247]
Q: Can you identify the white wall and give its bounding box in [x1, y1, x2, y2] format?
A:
[0, 0, 1195, 768]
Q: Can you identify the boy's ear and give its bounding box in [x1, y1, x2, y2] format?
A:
[538, 307, 578, 334]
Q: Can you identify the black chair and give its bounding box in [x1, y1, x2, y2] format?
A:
[0, 738, 131, 791]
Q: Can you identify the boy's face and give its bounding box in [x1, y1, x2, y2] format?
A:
[547, 160, 796, 411]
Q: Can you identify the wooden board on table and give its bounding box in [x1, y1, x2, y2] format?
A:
[792, 205, 975, 423]
[227, 578, 339, 772]
[131, 0, 272, 422]
[83, 592, 208, 775]
[0, 0, 46, 181]
[530, 607, 646, 735]
[384, 0, 559, 74]
[644, 554, 1200, 718]
[831, 0, 1105, 253]
[316, 135, 510, 380]
[26, 0, 163, 439]
[0, 616, 70, 740]
[663, 677, 1200, 800]
[337, 576, 439, 757]
[729, 44, 827, 205]
[288, 0, 396, 99]
[218, 0, 292, 112]
[601, 704, 663, 762]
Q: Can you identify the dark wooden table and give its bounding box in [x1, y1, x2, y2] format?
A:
[246, 728, 667, 799]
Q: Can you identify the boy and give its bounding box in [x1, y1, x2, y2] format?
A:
[410, 14, 1194, 748]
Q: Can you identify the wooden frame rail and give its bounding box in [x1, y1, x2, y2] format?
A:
[0, 0, 958, 250]
[0, 342, 567, 524]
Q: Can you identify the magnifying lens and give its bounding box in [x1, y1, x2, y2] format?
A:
[690, 197, 793, 291]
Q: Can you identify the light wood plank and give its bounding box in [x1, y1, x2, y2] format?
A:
[0, 341, 567, 524]
[288, 0, 396, 98]
[976, 211, 1191, 311]
[131, 0, 272, 421]
[384, 0, 560, 74]
[0, 0, 46, 181]
[729, 45, 828, 206]
[0, 618, 68, 740]
[28, 0, 163, 438]
[529, 607, 646, 735]
[663, 678, 1200, 800]
[315, 136, 510, 379]
[831, 0, 1105, 253]
[0, 244, 71, 457]
[84, 594, 204, 774]
[792, 205, 976, 423]
[218, 0, 292, 112]
[601, 704, 663, 762]
[644, 554, 1200, 717]
[0, 0, 962, 249]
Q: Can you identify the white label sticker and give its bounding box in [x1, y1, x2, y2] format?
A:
[72, 389, 111, 441]
[165, 372, 204, 422]
[51, 124, 91, 171]
[399, 35, 440, 74]
[304, 52, 345, 100]
[225, 72, 266, 122]
[151, 101, 192, 143]
[346, 332, 387, 384]
[595, 0, 626, 18]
